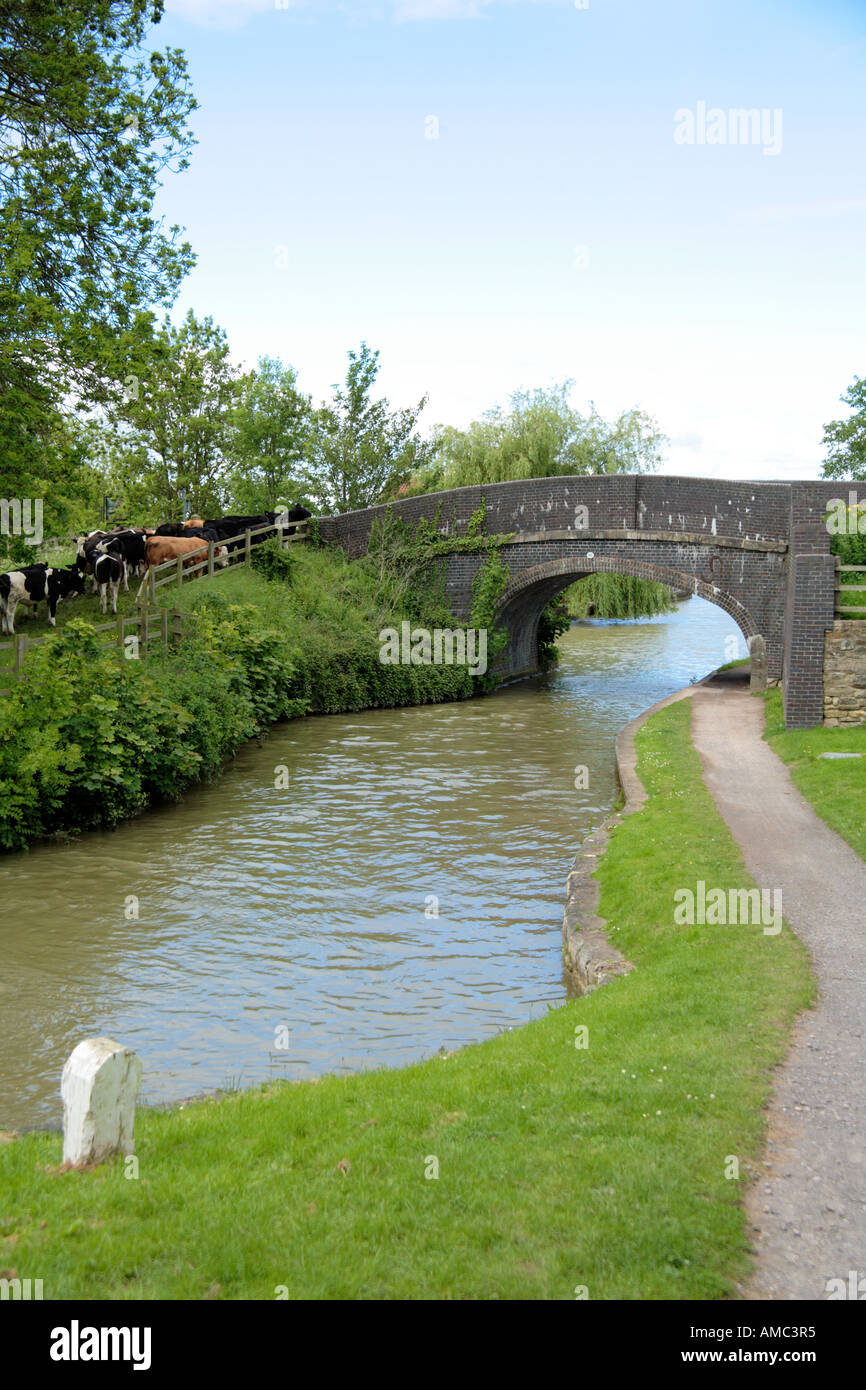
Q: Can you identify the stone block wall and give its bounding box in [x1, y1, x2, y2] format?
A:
[824, 622, 866, 727]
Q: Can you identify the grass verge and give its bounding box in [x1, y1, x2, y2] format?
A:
[0, 699, 813, 1299]
[762, 689, 866, 862]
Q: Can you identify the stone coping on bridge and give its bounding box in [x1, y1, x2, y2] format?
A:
[500, 530, 788, 553]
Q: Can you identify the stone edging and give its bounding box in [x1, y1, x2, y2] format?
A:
[560, 682, 703, 992]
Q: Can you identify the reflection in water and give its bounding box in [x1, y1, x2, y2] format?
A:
[0, 598, 746, 1127]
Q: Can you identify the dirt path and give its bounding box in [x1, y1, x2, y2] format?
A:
[689, 684, 866, 1300]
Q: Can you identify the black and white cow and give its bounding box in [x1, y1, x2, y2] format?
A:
[92, 549, 125, 614]
[0, 564, 86, 634]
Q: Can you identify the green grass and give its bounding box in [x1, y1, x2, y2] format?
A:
[0, 700, 813, 1300]
[762, 689, 866, 861]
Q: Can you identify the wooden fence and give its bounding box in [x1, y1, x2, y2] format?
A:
[835, 558, 866, 617]
[0, 519, 310, 696]
[135, 518, 310, 605]
[0, 609, 186, 697]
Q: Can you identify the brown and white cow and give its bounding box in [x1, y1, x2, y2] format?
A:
[143, 535, 229, 574]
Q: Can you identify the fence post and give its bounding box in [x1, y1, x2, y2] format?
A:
[116, 614, 124, 654]
[245, 529, 252, 566]
[162, 608, 169, 649]
[14, 634, 27, 674]
[208, 540, 214, 579]
[176, 553, 183, 588]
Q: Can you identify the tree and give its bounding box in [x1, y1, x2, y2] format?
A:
[822, 376, 866, 479]
[0, 0, 196, 491]
[227, 357, 312, 513]
[106, 310, 240, 519]
[304, 343, 432, 513]
[424, 382, 666, 491]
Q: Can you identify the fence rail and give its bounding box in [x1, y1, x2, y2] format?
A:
[0, 609, 187, 696]
[135, 518, 309, 604]
[834, 560, 866, 616]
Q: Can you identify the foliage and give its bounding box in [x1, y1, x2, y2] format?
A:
[250, 537, 297, 586]
[104, 310, 241, 519]
[564, 573, 676, 620]
[0, 0, 196, 488]
[303, 343, 432, 513]
[468, 547, 510, 690]
[410, 381, 666, 494]
[828, 504, 866, 619]
[822, 376, 866, 480]
[228, 356, 312, 513]
[537, 598, 571, 670]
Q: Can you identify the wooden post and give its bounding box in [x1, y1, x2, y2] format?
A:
[208, 540, 214, 579]
[245, 528, 252, 566]
[176, 553, 183, 588]
[14, 634, 27, 675]
[116, 614, 124, 654]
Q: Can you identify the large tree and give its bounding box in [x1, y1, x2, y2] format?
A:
[105, 310, 240, 519]
[0, 0, 196, 493]
[227, 356, 312, 514]
[423, 383, 666, 492]
[822, 376, 866, 480]
[304, 343, 432, 513]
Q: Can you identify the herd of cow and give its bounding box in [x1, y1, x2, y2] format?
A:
[0, 507, 312, 637]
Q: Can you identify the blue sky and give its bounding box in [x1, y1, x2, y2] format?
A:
[152, 0, 866, 480]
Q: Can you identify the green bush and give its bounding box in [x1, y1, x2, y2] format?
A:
[250, 538, 297, 586]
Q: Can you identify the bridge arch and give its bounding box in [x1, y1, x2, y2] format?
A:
[496, 555, 762, 678]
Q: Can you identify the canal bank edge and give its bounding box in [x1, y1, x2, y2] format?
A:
[561, 682, 703, 991]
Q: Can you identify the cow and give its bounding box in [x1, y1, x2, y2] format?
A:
[92, 549, 125, 614]
[190, 512, 290, 556]
[280, 504, 312, 536]
[143, 535, 229, 574]
[96, 530, 151, 585]
[0, 564, 86, 634]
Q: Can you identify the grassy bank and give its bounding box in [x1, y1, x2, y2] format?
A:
[762, 689, 866, 861]
[0, 700, 813, 1299]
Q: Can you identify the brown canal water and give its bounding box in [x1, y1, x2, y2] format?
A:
[0, 598, 746, 1129]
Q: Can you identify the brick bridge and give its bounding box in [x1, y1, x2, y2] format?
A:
[318, 475, 862, 728]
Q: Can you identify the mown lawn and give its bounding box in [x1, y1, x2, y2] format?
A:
[0, 700, 813, 1300]
[762, 689, 866, 862]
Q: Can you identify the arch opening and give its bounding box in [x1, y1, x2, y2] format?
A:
[495, 557, 763, 683]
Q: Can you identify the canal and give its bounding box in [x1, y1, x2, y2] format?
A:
[0, 597, 746, 1129]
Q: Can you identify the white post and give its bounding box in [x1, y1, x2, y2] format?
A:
[61, 1038, 142, 1166]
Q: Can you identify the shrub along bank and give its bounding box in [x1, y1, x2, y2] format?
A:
[0, 536, 506, 851]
